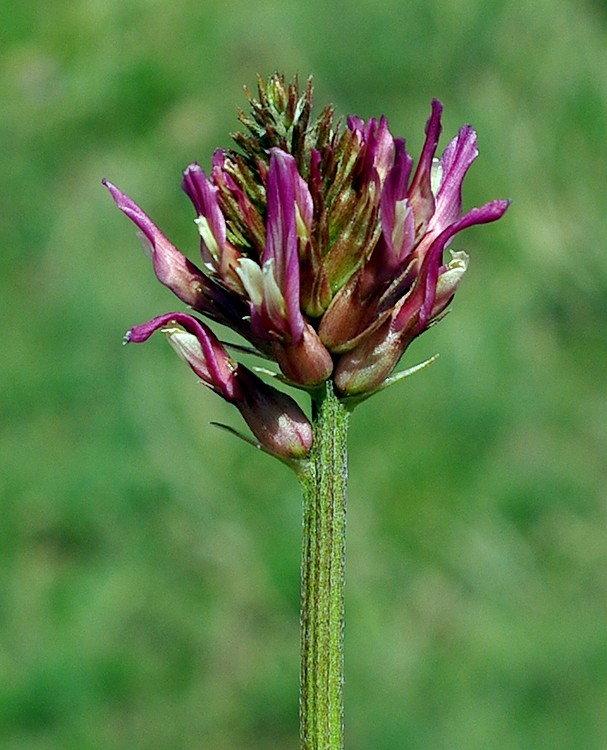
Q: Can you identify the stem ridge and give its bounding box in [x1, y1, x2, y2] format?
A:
[299, 382, 349, 750]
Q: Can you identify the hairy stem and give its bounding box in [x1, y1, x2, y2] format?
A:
[299, 381, 349, 750]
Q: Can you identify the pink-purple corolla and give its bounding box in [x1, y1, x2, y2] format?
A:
[104, 75, 509, 460]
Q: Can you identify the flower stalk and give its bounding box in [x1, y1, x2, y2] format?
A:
[104, 74, 509, 748]
[299, 382, 349, 750]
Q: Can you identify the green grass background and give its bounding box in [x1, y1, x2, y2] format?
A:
[2, 0, 607, 747]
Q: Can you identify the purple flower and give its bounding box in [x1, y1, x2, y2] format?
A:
[105, 75, 509, 452]
[102, 178, 258, 348]
[126, 312, 313, 460]
[318, 100, 510, 393]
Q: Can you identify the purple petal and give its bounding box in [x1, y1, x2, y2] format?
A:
[292, 163, 314, 232]
[181, 163, 227, 257]
[370, 116, 396, 183]
[103, 179, 159, 246]
[381, 138, 415, 264]
[262, 149, 305, 341]
[214, 153, 267, 258]
[346, 114, 365, 133]
[126, 312, 313, 459]
[126, 312, 238, 400]
[408, 99, 443, 231]
[432, 125, 479, 229]
[453, 198, 511, 232]
[347, 115, 395, 185]
[103, 179, 209, 310]
[414, 198, 510, 327]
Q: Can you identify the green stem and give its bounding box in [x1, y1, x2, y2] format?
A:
[298, 381, 349, 750]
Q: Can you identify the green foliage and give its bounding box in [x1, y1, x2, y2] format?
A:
[2, 0, 607, 747]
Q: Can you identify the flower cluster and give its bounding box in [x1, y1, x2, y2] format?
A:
[105, 75, 509, 460]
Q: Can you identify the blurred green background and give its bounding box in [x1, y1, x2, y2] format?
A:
[2, 0, 607, 747]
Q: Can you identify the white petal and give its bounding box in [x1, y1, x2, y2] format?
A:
[430, 158, 443, 197]
[236, 258, 264, 307]
[160, 325, 203, 365]
[435, 250, 469, 299]
[261, 258, 287, 321]
[391, 198, 410, 257]
[136, 230, 154, 260]
[194, 216, 221, 262]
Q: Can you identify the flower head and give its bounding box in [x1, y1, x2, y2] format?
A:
[105, 74, 509, 454]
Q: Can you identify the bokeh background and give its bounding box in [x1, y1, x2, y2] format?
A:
[3, 0, 607, 748]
